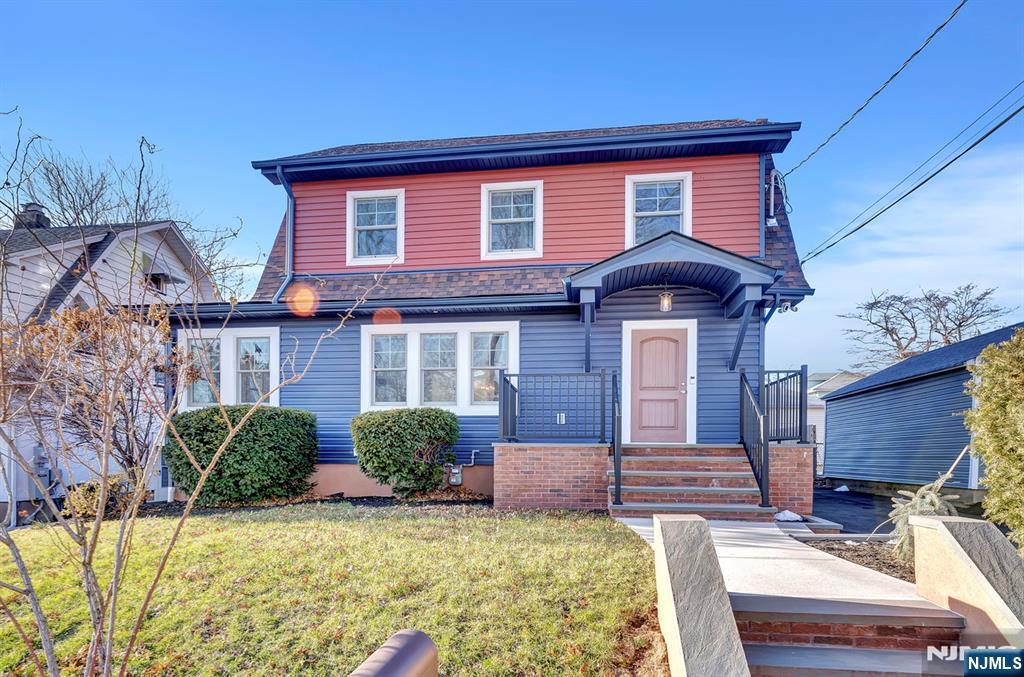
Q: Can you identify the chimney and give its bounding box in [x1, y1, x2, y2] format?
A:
[14, 202, 51, 229]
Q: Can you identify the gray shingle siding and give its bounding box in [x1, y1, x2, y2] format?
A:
[823, 368, 973, 488]
[270, 286, 759, 465]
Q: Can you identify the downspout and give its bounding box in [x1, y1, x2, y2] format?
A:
[272, 166, 295, 304]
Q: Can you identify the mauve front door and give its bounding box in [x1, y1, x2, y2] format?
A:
[630, 328, 687, 443]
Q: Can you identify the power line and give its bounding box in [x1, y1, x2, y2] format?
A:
[804, 79, 1024, 257]
[800, 103, 1023, 265]
[784, 0, 969, 177]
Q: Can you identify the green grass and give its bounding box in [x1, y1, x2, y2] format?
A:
[0, 503, 659, 675]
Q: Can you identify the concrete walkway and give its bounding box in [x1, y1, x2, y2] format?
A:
[617, 517, 921, 601]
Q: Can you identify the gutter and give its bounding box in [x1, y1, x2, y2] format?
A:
[271, 166, 295, 304]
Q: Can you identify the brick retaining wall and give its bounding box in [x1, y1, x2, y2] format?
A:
[768, 444, 814, 516]
[492, 443, 608, 510]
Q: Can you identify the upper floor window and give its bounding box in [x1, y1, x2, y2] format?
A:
[480, 180, 543, 260]
[625, 172, 692, 247]
[346, 188, 405, 266]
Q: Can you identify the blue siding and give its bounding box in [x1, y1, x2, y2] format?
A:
[271, 286, 761, 465]
[823, 368, 973, 488]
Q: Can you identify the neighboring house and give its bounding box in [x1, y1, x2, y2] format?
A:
[0, 203, 218, 523]
[823, 322, 1024, 495]
[806, 370, 865, 475]
[175, 119, 815, 518]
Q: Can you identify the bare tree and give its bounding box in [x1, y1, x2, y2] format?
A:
[841, 284, 1011, 368]
[21, 142, 258, 300]
[0, 109, 385, 675]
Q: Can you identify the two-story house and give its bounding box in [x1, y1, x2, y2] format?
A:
[178, 119, 815, 519]
[1, 204, 218, 524]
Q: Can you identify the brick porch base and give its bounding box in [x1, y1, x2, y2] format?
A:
[492, 443, 608, 510]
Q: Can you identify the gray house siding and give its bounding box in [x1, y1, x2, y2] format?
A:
[823, 368, 973, 488]
[268, 286, 759, 466]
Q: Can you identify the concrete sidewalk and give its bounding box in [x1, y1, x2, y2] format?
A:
[617, 517, 920, 601]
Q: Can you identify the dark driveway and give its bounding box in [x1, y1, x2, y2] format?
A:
[813, 487, 893, 534]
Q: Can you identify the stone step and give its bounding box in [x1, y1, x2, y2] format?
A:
[617, 456, 753, 472]
[608, 469, 759, 488]
[609, 502, 776, 520]
[611, 485, 763, 504]
[732, 594, 964, 651]
[620, 443, 746, 457]
[744, 643, 962, 676]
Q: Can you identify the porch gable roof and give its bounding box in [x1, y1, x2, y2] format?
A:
[564, 231, 781, 314]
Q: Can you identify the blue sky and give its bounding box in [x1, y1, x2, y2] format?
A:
[3, 0, 1022, 370]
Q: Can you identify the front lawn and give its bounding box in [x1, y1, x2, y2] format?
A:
[0, 503, 662, 675]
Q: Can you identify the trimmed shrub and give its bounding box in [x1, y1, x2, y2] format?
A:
[163, 406, 318, 506]
[350, 408, 459, 497]
[966, 328, 1024, 552]
[63, 473, 133, 519]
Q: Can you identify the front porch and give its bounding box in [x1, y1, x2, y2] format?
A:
[492, 232, 813, 517]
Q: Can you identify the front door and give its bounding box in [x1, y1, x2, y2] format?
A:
[630, 328, 688, 443]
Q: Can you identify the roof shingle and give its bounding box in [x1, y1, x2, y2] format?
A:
[824, 322, 1024, 400]
[270, 119, 777, 162]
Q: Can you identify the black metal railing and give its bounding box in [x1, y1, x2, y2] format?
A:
[498, 370, 609, 442]
[763, 366, 809, 443]
[739, 371, 770, 507]
[611, 373, 622, 506]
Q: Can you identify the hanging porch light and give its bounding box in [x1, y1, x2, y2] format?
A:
[658, 274, 673, 312]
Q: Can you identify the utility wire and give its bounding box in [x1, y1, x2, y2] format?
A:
[784, 0, 969, 177]
[804, 79, 1024, 257]
[800, 103, 1023, 264]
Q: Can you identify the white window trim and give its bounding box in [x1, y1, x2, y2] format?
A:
[346, 188, 406, 266]
[177, 326, 280, 408]
[480, 180, 543, 261]
[624, 171, 693, 248]
[360, 320, 520, 416]
[620, 319, 697, 444]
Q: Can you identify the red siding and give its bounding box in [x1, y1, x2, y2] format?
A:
[292, 154, 761, 273]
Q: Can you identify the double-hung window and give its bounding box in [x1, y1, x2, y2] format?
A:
[180, 328, 280, 408]
[236, 337, 271, 404]
[347, 189, 405, 265]
[187, 338, 221, 406]
[625, 172, 692, 247]
[471, 332, 508, 403]
[421, 333, 457, 404]
[361, 322, 519, 415]
[480, 180, 543, 260]
[372, 335, 407, 405]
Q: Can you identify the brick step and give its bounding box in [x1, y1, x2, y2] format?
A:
[617, 456, 753, 472]
[733, 594, 964, 651]
[610, 485, 763, 504]
[608, 502, 776, 520]
[744, 644, 962, 676]
[620, 443, 746, 457]
[607, 469, 759, 488]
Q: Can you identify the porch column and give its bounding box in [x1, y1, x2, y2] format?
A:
[579, 288, 597, 373]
